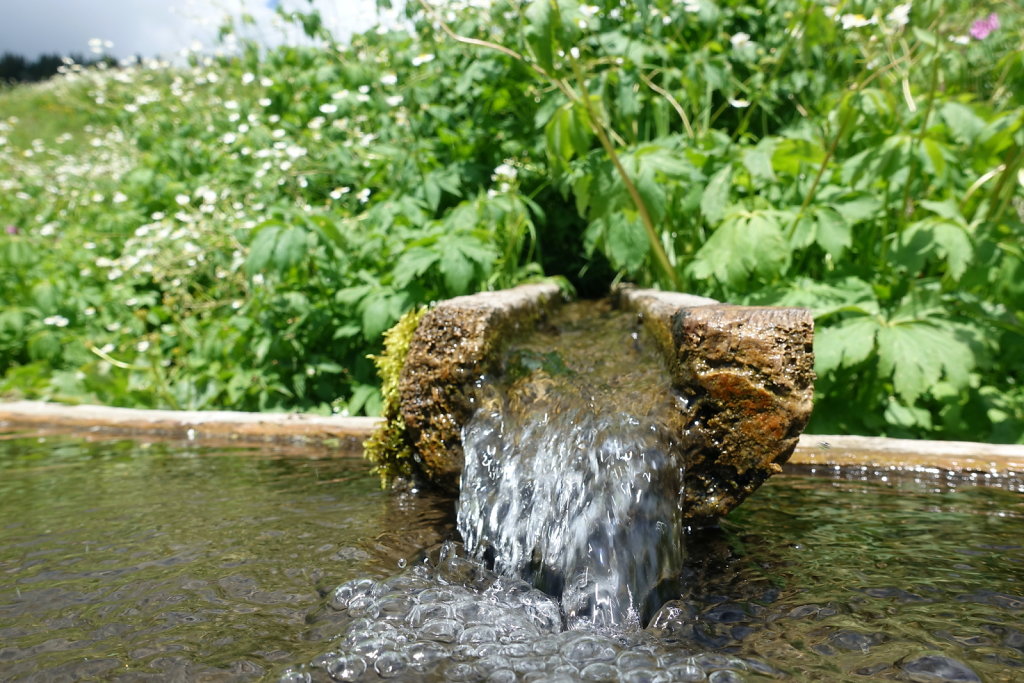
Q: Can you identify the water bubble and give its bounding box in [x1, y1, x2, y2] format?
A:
[398, 557, 408, 569]
[580, 661, 619, 680]
[277, 669, 311, 683]
[621, 668, 673, 683]
[323, 654, 366, 681]
[445, 661, 485, 681]
[708, 671, 745, 683]
[406, 642, 446, 671]
[421, 618, 463, 643]
[459, 624, 499, 644]
[330, 578, 380, 610]
[373, 650, 407, 678]
[560, 633, 618, 665]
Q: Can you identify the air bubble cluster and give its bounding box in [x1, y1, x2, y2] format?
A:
[281, 542, 754, 682]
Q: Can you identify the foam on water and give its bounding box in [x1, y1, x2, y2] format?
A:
[457, 302, 691, 628]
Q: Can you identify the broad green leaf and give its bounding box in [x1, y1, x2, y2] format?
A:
[441, 251, 474, 293]
[772, 137, 825, 177]
[814, 315, 879, 374]
[273, 226, 308, 272]
[814, 206, 851, 258]
[604, 213, 649, 272]
[833, 195, 881, 223]
[919, 199, 964, 223]
[688, 210, 789, 287]
[894, 219, 973, 280]
[245, 224, 282, 275]
[700, 165, 732, 224]
[742, 138, 776, 181]
[912, 27, 937, 47]
[524, 0, 556, 71]
[877, 320, 975, 401]
[939, 101, 985, 144]
[789, 213, 816, 249]
[920, 137, 948, 182]
[360, 291, 397, 340]
[545, 106, 575, 170]
[394, 247, 440, 288]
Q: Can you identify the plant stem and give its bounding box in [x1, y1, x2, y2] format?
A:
[416, 0, 679, 288]
[900, 41, 941, 218]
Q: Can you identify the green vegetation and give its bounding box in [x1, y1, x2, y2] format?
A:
[1, 0, 1022, 442]
[364, 306, 426, 484]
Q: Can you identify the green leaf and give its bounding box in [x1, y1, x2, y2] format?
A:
[893, 219, 973, 280]
[814, 315, 879, 375]
[920, 137, 948, 182]
[814, 206, 852, 258]
[273, 226, 308, 272]
[524, 0, 556, 71]
[394, 247, 440, 288]
[912, 27, 937, 47]
[245, 224, 282, 275]
[833, 195, 881, 223]
[877, 320, 975, 401]
[700, 165, 732, 224]
[939, 101, 986, 144]
[441, 251, 474, 293]
[688, 209, 789, 287]
[742, 138, 776, 181]
[603, 213, 649, 272]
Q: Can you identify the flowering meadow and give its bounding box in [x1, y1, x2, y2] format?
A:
[1, 0, 1022, 442]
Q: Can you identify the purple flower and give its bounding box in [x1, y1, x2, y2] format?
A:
[4, 225, 17, 235]
[970, 13, 999, 40]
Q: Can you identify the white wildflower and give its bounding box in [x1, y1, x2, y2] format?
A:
[730, 32, 751, 49]
[175, 193, 190, 206]
[112, 191, 128, 204]
[385, 95, 404, 107]
[840, 13, 877, 30]
[887, 3, 911, 28]
[492, 162, 518, 182]
[221, 132, 237, 144]
[728, 98, 751, 108]
[319, 103, 338, 114]
[330, 186, 351, 199]
[411, 53, 435, 66]
[380, 73, 398, 86]
[241, 72, 255, 85]
[43, 315, 70, 327]
[136, 340, 150, 352]
[356, 188, 371, 203]
[258, 97, 272, 107]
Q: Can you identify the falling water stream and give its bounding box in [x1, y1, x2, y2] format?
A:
[458, 301, 690, 629]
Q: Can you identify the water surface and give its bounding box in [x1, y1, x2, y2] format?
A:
[0, 431, 1021, 681]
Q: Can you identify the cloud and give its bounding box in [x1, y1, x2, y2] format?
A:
[0, 0, 381, 61]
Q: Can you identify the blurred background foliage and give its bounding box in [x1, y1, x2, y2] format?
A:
[0, 0, 1022, 442]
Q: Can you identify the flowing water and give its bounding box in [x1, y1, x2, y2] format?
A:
[1, 430, 1022, 681]
[458, 301, 689, 629]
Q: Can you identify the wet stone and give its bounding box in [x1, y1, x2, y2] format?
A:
[901, 654, 981, 682]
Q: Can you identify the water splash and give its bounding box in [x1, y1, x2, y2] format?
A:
[457, 302, 691, 628]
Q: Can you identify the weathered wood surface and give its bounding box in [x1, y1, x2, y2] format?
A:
[2, 400, 1021, 473]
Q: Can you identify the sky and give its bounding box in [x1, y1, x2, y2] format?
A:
[0, 0, 385, 62]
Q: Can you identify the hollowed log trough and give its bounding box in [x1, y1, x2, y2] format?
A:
[370, 283, 814, 521]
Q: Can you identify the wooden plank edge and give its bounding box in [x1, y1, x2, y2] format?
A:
[2, 401, 1021, 473]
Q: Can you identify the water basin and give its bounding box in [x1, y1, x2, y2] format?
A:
[0, 430, 1021, 681]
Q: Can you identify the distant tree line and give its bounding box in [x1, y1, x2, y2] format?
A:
[0, 52, 116, 84]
